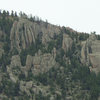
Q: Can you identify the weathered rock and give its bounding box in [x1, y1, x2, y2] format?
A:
[25, 50, 57, 75]
[20, 81, 32, 96]
[62, 34, 73, 53]
[89, 54, 100, 73]
[10, 55, 21, 67]
[32, 52, 56, 75]
[20, 80, 50, 97]
[7, 65, 18, 83]
[7, 49, 57, 79]
[26, 55, 33, 70]
[10, 18, 37, 51]
[52, 48, 56, 58]
[10, 18, 61, 51]
[41, 24, 61, 44]
[81, 41, 89, 65]
[7, 55, 21, 82]
[81, 33, 100, 74]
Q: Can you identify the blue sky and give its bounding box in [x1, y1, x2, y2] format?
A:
[1, 0, 100, 34]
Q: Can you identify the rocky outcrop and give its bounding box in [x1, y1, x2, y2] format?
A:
[19, 80, 53, 98]
[7, 49, 57, 80]
[81, 33, 100, 74]
[10, 18, 37, 51]
[62, 34, 73, 53]
[7, 55, 22, 82]
[10, 55, 21, 67]
[26, 55, 33, 70]
[25, 50, 57, 75]
[41, 24, 61, 44]
[10, 18, 61, 51]
[2, 11, 100, 100]
[20, 81, 33, 96]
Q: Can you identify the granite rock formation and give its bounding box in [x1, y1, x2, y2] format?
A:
[81, 33, 100, 74]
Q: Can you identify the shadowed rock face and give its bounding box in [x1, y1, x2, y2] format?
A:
[10, 18, 61, 51]
[81, 33, 100, 74]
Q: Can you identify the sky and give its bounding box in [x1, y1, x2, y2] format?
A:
[0, 0, 100, 34]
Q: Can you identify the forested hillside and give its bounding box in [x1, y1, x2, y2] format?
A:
[0, 10, 100, 100]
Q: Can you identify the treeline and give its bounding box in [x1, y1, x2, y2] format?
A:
[0, 9, 49, 27]
[0, 10, 18, 18]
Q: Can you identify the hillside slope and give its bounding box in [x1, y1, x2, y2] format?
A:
[0, 10, 100, 100]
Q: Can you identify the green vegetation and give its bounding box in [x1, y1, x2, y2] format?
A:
[0, 10, 100, 100]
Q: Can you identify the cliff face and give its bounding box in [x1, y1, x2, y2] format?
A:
[8, 17, 74, 77]
[10, 18, 61, 51]
[10, 18, 39, 51]
[62, 34, 73, 53]
[81, 33, 100, 74]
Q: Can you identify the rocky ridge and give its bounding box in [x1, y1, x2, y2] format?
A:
[10, 18, 61, 51]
